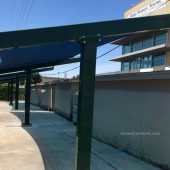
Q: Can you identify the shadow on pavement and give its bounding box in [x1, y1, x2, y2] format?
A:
[11, 102, 76, 170]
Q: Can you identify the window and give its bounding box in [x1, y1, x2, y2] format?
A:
[141, 56, 152, 68]
[153, 54, 165, 66]
[130, 57, 141, 70]
[122, 44, 131, 54]
[121, 53, 166, 71]
[132, 40, 142, 52]
[121, 61, 130, 71]
[121, 30, 167, 55]
[143, 36, 153, 49]
[154, 30, 167, 46]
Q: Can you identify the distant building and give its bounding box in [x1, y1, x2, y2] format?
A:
[111, 0, 170, 73]
[41, 76, 68, 85]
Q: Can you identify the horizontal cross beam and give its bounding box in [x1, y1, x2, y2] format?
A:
[0, 14, 170, 48]
[0, 76, 25, 82]
[0, 66, 54, 78]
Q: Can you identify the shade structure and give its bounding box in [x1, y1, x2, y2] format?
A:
[0, 14, 170, 170]
[0, 35, 127, 73]
[0, 14, 170, 74]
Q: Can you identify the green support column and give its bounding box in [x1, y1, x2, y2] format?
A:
[23, 69, 32, 126]
[15, 77, 19, 110]
[75, 37, 99, 170]
[9, 80, 13, 106]
[7, 82, 10, 101]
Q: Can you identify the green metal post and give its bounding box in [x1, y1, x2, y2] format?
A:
[23, 69, 32, 126]
[75, 37, 99, 170]
[15, 77, 19, 110]
[7, 82, 10, 101]
[9, 80, 13, 106]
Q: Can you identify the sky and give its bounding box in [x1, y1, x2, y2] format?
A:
[0, 0, 139, 78]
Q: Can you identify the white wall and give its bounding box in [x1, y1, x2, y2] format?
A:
[92, 80, 170, 167]
[31, 86, 39, 105]
[54, 83, 72, 119]
[40, 86, 52, 108]
[30, 79, 170, 168]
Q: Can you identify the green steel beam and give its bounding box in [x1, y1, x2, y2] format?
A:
[0, 75, 25, 82]
[0, 14, 169, 48]
[15, 77, 19, 110]
[75, 37, 99, 170]
[7, 82, 10, 101]
[56, 58, 80, 65]
[33, 66, 54, 73]
[9, 80, 13, 106]
[0, 66, 54, 78]
[0, 65, 54, 83]
[23, 69, 32, 126]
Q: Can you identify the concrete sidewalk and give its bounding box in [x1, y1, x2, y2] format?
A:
[0, 101, 161, 170]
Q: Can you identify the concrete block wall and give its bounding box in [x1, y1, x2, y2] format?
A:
[92, 80, 170, 168]
[31, 86, 39, 105]
[54, 82, 72, 119]
[31, 82, 73, 119]
[30, 79, 170, 168]
[40, 85, 52, 109]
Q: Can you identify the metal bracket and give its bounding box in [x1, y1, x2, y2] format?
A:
[76, 34, 102, 45]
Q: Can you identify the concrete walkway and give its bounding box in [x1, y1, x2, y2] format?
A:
[0, 101, 161, 170]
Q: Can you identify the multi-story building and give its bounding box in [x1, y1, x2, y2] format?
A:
[111, 0, 170, 73]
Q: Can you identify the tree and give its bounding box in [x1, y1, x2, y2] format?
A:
[20, 80, 25, 85]
[71, 75, 80, 80]
[0, 83, 8, 100]
[31, 73, 42, 85]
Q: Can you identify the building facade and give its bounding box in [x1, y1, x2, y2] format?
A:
[111, 0, 170, 73]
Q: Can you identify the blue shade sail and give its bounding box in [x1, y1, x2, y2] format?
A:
[0, 34, 129, 72]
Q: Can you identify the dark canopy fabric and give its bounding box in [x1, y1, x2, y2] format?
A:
[0, 35, 128, 72]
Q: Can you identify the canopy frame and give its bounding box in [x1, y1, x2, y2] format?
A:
[0, 14, 170, 170]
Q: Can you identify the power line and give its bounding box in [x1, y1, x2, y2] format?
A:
[41, 45, 120, 76]
[23, 0, 35, 28]
[16, 0, 26, 29]
[97, 45, 120, 59]
[9, 0, 16, 28]
[56, 45, 120, 75]
[19, 0, 29, 29]
[59, 66, 80, 74]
